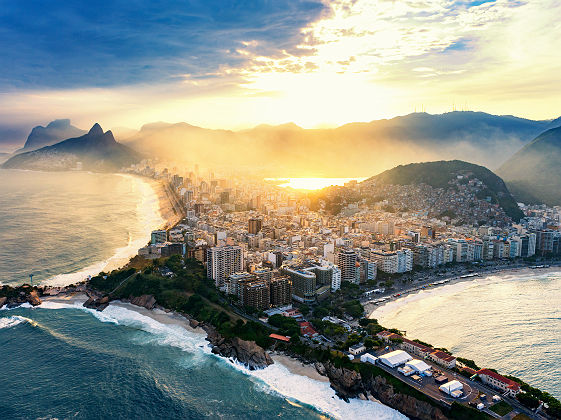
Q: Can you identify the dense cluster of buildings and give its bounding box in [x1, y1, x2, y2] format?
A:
[129, 161, 561, 311]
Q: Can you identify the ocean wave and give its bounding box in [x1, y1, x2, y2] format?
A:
[233, 360, 406, 420]
[0, 302, 33, 311]
[35, 302, 404, 420]
[0, 315, 35, 329]
[43, 175, 163, 287]
[369, 269, 558, 322]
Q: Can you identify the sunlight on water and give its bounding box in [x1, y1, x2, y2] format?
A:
[265, 177, 367, 190]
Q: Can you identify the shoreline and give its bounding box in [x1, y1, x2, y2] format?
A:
[41, 293, 324, 383]
[36, 174, 176, 288]
[366, 263, 561, 319]
[37, 294, 342, 410]
[30, 295, 404, 420]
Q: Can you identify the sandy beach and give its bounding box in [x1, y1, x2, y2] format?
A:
[271, 353, 330, 383]
[148, 178, 184, 230]
[366, 264, 561, 318]
[368, 264, 561, 321]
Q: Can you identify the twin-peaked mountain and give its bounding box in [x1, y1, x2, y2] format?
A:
[2, 123, 142, 171]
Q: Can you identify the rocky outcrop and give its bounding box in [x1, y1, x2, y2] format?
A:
[320, 361, 363, 400]
[129, 294, 156, 310]
[28, 290, 42, 306]
[2, 288, 43, 308]
[204, 325, 273, 370]
[83, 295, 110, 311]
[320, 362, 448, 420]
[365, 375, 447, 420]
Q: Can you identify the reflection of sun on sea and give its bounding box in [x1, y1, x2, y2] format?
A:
[265, 177, 367, 191]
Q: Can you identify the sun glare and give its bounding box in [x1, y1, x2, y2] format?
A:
[266, 177, 368, 190]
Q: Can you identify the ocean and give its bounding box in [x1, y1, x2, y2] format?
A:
[0, 169, 163, 287]
[0, 170, 403, 420]
[371, 270, 561, 399]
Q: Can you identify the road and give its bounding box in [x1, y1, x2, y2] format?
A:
[372, 348, 546, 419]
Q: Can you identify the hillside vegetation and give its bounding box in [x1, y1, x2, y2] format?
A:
[368, 160, 524, 221]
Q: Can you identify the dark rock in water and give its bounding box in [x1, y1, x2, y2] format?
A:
[204, 325, 273, 370]
[83, 295, 110, 311]
[189, 319, 200, 329]
[0, 296, 7, 308]
[129, 294, 156, 310]
[27, 290, 42, 306]
[321, 361, 363, 400]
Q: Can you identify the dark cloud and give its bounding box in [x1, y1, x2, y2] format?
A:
[0, 0, 326, 89]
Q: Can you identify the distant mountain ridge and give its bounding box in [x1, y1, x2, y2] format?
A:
[498, 126, 561, 206]
[365, 160, 524, 221]
[124, 111, 560, 176]
[2, 123, 142, 172]
[15, 119, 86, 153]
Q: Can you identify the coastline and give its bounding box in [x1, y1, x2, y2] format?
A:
[36, 295, 403, 420]
[366, 263, 561, 319]
[42, 174, 175, 287]
[41, 293, 324, 383]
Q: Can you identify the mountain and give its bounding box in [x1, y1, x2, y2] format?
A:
[365, 160, 524, 221]
[497, 126, 561, 206]
[15, 119, 86, 153]
[123, 111, 559, 176]
[2, 123, 142, 172]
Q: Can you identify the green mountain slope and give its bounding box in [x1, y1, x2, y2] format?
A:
[366, 160, 524, 221]
[497, 126, 561, 206]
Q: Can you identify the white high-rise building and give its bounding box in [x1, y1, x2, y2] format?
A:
[331, 266, 342, 291]
[206, 246, 243, 288]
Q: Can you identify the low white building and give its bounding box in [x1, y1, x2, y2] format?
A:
[378, 350, 412, 368]
[406, 359, 432, 375]
[360, 353, 378, 365]
[398, 365, 415, 376]
[439, 380, 463, 398]
[349, 343, 366, 356]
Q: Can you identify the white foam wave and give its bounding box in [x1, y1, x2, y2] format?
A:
[43, 175, 164, 287]
[234, 361, 406, 420]
[0, 302, 33, 311]
[34, 302, 404, 419]
[0, 315, 32, 329]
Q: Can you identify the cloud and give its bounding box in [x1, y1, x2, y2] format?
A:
[0, 0, 326, 89]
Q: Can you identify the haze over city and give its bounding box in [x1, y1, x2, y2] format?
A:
[1, 1, 561, 420]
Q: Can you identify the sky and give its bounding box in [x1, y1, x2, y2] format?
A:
[1, 0, 561, 150]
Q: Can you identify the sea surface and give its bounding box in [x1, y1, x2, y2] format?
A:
[0, 302, 404, 419]
[0, 169, 403, 419]
[371, 270, 561, 399]
[0, 169, 163, 286]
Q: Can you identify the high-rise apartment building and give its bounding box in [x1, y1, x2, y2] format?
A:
[151, 229, 167, 244]
[206, 246, 243, 288]
[337, 250, 358, 283]
[248, 218, 262, 234]
[240, 280, 270, 310]
[269, 276, 292, 306]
